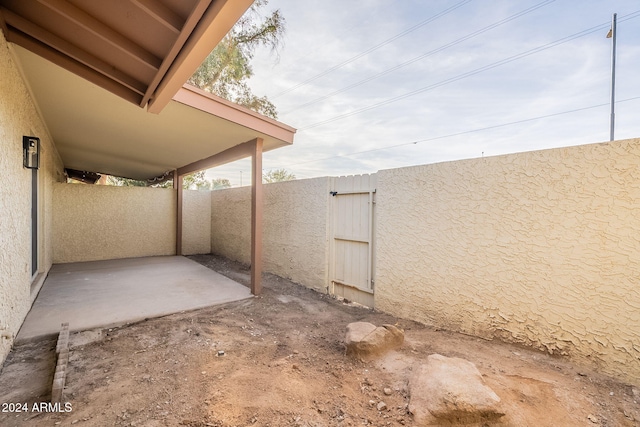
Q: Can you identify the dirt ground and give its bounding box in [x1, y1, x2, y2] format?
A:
[1, 254, 639, 427]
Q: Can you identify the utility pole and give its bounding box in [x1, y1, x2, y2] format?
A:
[606, 13, 617, 142]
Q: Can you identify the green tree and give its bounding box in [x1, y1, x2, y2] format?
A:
[263, 168, 295, 183]
[211, 178, 232, 190]
[107, 171, 211, 189]
[188, 0, 284, 119]
[106, 175, 147, 187]
[182, 171, 211, 190]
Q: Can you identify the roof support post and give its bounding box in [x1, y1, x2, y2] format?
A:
[174, 170, 183, 256]
[250, 138, 263, 295]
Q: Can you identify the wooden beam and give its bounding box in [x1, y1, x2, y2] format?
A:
[131, 0, 183, 34]
[139, 0, 211, 107]
[38, 0, 161, 70]
[250, 138, 264, 295]
[174, 171, 183, 256]
[147, 0, 253, 113]
[1, 8, 146, 95]
[176, 139, 258, 177]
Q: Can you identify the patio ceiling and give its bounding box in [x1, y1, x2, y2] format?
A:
[13, 46, 295, 181]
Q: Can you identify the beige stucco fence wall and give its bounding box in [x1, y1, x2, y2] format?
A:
[53, 187, 212, 262]
[182, 190, 212, 256]
[210, 177, 330, 291]
[374, 138, 640, 384]
[209, 187, 250, 265]
[53, 184, 176, 263]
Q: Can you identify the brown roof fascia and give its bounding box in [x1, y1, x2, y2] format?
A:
[147, 0, 254, 114]
[139, 0, 212, 108]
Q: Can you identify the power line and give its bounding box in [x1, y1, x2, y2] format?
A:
[283, 0, 555, 115]
[273, 95, 640, 169]
[269, 0, 473, 99]
[298, 30, 599, 130]
[297, 10, 640, 131]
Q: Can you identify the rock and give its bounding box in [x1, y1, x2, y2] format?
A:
[408, 354, 505, 425]
[587, 414, 598, 423]
[345, 322, 404, 360]
[383, 387, 393, 396]
[377, 401, 387, 411]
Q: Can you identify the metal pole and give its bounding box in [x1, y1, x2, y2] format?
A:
[608, 13, 617, 141]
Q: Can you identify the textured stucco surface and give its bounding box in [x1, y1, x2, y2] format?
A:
[53, 184, 176, 263]
[183, 190, 212, 255]
[0, 32, 64, 365]
[210, 178, 330, 290]
[374, 139, 640, 384]
[263, 178, 330, 290]
[210, 187, 251, 264]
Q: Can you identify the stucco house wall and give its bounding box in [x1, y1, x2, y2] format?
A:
[0, 32, 64, 364]
[374, 138, 640, 384]
[53, 184, 176, 263]
[210, 177, 330, 291]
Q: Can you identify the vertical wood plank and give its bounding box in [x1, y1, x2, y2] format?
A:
[330, 174, 377, 300]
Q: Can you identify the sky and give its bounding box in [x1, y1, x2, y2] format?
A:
[206, 0, 640, 186]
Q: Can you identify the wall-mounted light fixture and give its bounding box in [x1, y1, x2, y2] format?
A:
[23, 136, 40, 169]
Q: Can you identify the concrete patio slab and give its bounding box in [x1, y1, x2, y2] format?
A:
[16, 256, 252, 342]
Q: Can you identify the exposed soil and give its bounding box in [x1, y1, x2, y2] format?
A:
[1, 254, 639, 427]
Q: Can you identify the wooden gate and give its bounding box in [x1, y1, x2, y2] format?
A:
[329, 174, 376, 307]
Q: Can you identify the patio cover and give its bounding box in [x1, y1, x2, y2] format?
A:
[0, 0, 296, 181]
